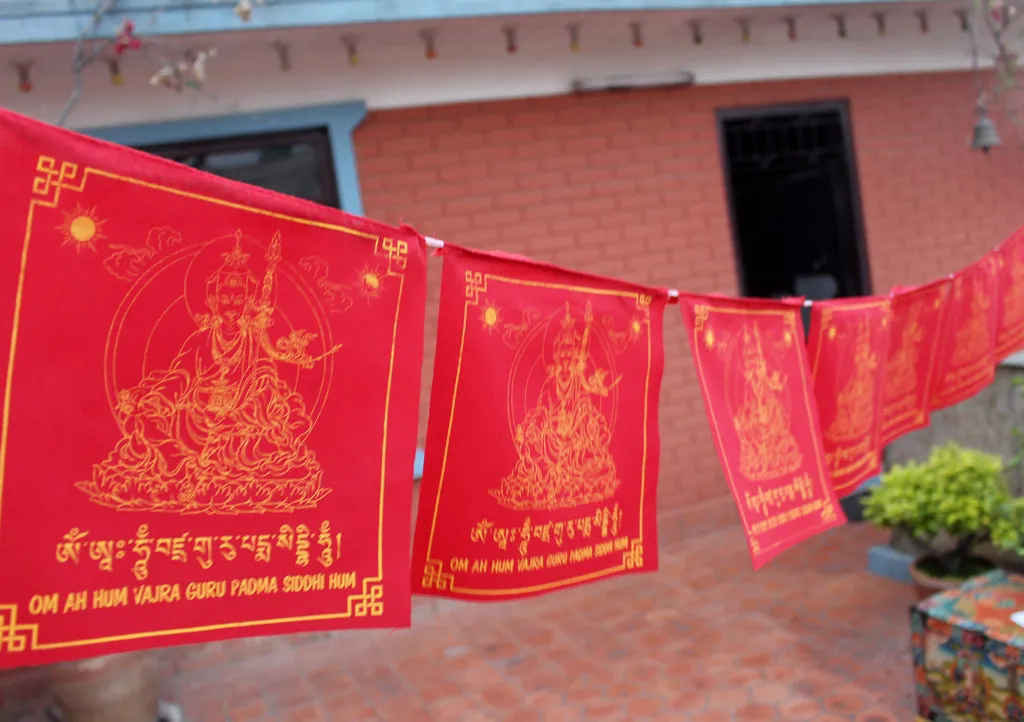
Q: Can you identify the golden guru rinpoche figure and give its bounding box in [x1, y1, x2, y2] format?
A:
[77, 231, 339, 514]
[490, 301, 621, 511]
[733, 323, 803, 482]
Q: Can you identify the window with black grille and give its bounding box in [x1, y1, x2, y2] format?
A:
[717, 102, 870, 336]
[141, 128, 340, 208]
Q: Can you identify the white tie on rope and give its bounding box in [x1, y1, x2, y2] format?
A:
[423, 236, 820, 306]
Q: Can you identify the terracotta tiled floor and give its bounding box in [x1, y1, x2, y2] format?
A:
[2, 502, 918, 721]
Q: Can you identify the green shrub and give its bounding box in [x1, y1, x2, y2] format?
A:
[864, 442, 1023, 577]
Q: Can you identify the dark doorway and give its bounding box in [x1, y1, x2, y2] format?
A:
[717, 101, 870, 316]
[141, 127, 340, 208]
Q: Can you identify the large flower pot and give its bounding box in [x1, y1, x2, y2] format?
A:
[909, 556, 994, 602]
[50, 652, 159, 722]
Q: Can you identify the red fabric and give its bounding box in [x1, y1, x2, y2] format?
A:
[0, 109, 425, 667]
[679, 294, 846, 570]
[930, 256, 999, 410]
[806, 298, 890, 498]
[411, 245, 666, 600]
[996, 228, 1024, 362]
[879, 278, 951, 447]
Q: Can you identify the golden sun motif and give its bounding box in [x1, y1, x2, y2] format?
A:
[480, 302, 501, 332]
[827, 326, 837, 340]
[629, 316, 644, 340]
[57, 204, 106, 254]
[358, 266, 383, 298]
[704, 329, 715, 348]
[783, 330, 793, 346]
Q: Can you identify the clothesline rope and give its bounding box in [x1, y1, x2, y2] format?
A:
[423, 236, 818, 307]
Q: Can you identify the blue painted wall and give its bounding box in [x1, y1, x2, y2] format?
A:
[85, 101, 368, 216]
[0, 0, 929, 45]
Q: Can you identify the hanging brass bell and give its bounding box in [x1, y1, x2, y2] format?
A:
[971, 108, 1002, 153]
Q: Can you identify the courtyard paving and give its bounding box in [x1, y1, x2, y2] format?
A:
[2, 500, 918, 721]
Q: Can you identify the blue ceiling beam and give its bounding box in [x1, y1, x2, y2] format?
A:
[0, 0, 930, 46]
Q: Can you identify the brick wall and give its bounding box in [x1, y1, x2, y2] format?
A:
[354, 70, 1024, 509]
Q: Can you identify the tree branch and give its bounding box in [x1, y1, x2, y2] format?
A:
[57, 0, 117, 127]
[968, 0, 1024, 128]
[57, 0, 233, 127]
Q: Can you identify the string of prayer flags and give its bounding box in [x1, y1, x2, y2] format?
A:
[411, 245, 667, 600]
[0, 108, 425, 668]
[806, 298, 891, 498]
[930, 255, 999, 410]
[995, 227, 1024, 362]
[879, 278, 951, 447]
[4, 103, 1024, 664]
[679, 294, 846, 570]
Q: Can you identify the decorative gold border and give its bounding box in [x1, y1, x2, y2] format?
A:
[996, 241, 1024, 359]
[880, 282, 950, 444]
[422, 274, 656, 596]
[808, 299, 890, 495]
[0, 155, 408, 654]
[933, 259, 999, 407]
[690, 304, 836, 559]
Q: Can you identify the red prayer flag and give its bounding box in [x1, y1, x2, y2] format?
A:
[879, 279, 951, 446]
[995, 228, 1024, 361]
[0, 110, 425, 668]
[930, 256, 999, 410]
[411, 245, 666, 600]
[679, 294, 846, 570]
[806, 298, 891, 498]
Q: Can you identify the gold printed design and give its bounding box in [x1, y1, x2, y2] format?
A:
[470, 503, 623, 556]
[1002, 254, 1024, 337]
[694, 304, 710, 333]
[299, 256, 356, 313]
[885, 305, 923, 402]
[33, 156, 83, 204]
[623, 539, 643, 570]
[51, 522, 347, 581]
[732, 323, 803, 482]
[601, 313, 645, 352]
[745, 474, 813, 516]
[3, 161, 397, 645]
[465, 270, 487, 304]
[105, 227, 183, 281]
[349, 582, 384, 617]
[825, 318, 877, 443]
[501, 308, 542, 349]
[56, 528, 89, 565]
[421, 559, 454, 591]
[0, 604, 37, 654]
[480, 300, 501, 332]
[357, 266, 385, 299]
[77, 230, 343, 514]
[57, 203, 106, 254]
[748, 493, 830, 536]
[375, 237, 408, 277]
[490, 301, 622, 510]
[947, 275, 991, 381]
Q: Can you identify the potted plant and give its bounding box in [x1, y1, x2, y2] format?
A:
[864, 442, 1023, 600]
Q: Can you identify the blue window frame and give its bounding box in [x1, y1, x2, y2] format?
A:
[84, 101, 368, 215]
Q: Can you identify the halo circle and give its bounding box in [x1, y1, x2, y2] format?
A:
[103, 233, 336, 430]
[723, 321, 796, 421]
[505, 304, 619, 442]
